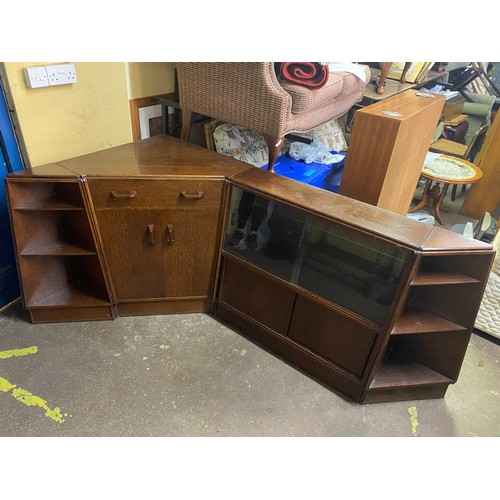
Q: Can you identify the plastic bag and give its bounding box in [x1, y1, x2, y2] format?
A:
[288, 139, 343, 165]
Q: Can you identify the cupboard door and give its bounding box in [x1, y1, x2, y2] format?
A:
[288, 295, 378, 377]
[96, 210, 164, 300]
[219, 257, 296, 336]
[161, 209, 220, 298]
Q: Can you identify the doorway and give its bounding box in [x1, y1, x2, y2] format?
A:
[0, 73, 26, 308]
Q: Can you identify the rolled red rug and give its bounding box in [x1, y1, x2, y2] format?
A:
[278, 62, 328, 89]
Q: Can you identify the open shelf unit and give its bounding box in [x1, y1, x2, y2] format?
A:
[6, 179, 114, 323]
[362, 251, 494, 403]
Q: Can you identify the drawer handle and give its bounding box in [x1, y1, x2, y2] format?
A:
[167, 224, 175, 245]
[148, 224, 156, 246]
[180, 191, 204, 199]
[111, 190, 137, 199]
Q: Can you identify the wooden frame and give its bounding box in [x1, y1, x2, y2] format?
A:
[129, 93, 175, 142]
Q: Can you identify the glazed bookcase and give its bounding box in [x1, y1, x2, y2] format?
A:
[215, 168, 494, 403]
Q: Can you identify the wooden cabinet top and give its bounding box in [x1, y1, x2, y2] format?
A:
[229, 167, 493, 253]
[356, 89, 445, 120]
[11, 135, 251, 180]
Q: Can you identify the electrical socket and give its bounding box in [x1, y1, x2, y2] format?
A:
[46, 63, 77, 86]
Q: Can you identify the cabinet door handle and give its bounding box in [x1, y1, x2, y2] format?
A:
[180, 191, 204, 199]
[111, 190, 137, 199]
[148, 224, 156, 245]
[167, 224, 175, 245]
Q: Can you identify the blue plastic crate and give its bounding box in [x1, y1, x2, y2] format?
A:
[266, 152, 345, 192]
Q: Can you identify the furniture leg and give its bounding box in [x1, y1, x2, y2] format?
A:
[432, 182, 450, 225]
[451, 183, 466, 202]
[263, 134, 283, 172]
[408, 178, 432, 213]
[181, 109, 193, 142]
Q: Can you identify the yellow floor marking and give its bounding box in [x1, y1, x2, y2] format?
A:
[408, 406, 419, 436]
[0, 345, 38, 359]
[0, 346, 67, 424]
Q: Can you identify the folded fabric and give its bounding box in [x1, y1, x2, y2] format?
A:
[278, 62, 328, 89]
[327, 62, 369, 82]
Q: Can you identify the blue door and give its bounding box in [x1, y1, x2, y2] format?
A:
[0, 79, 25, 307]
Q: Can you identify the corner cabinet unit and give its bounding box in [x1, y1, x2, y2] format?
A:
[6, 136, 494, 404]
[215, 168, 494, 403]
[5, 136, 249, 323]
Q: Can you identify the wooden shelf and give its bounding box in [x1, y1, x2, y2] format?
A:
[28, 282, 111, 308]
[369, 351, 452, 390]
[14, 197, 84, 211]
[391, 311, 466, 335]
[21, 243, 96, 256]
[411, 271, 480, 286]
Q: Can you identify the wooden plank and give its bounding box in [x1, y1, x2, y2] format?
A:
[460, 114, 500, 218]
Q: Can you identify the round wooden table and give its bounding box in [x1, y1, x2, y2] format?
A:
[409, 155, 483, 225]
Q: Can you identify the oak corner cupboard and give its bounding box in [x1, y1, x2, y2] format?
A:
[5, 135, 494, 404]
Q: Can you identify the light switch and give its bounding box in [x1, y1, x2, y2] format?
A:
[23, 66, 49, 88]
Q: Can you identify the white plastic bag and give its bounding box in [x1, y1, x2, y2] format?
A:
[289, 139, 343, 165]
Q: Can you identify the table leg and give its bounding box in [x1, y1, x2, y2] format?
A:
[433, 183, 451, 225]
[409, 178, 432, 213]
[409, 179, 452, 225]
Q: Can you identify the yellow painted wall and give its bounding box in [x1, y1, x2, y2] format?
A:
[4, 62, 176, 167]
[127, 62, 176, 99]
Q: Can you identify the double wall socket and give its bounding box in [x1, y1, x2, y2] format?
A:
[23, 64, 77, 88]
[46, 64, 77, 86]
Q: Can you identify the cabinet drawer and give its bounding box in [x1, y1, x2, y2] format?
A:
[88, 179, 223, 209]
[288, 295, 378, 377]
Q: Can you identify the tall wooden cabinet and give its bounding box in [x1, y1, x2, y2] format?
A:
[339, 90, 445, 215]
[5, 135, 494, 404]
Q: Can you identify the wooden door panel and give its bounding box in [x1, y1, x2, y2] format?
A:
[288, 295, 378, 377]
[96, 210, 164, 299]
[162, 210, 219, 297]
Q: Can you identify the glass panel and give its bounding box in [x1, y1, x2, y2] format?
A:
[224, 187, 307, 282]
[223, 187, 411, 325]
[297, 218, 411, 325]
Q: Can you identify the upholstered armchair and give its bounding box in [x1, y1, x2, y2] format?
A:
[176, 62, 370, 171]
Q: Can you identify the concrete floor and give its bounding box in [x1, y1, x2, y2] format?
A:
[1, 294, 499, 438]
[1, 183, 499, 439]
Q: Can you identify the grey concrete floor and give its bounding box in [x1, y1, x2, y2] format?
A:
[1, 297, 499, 438]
